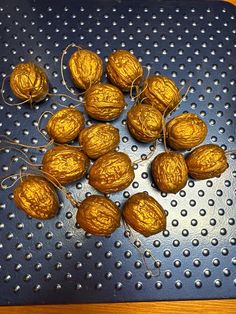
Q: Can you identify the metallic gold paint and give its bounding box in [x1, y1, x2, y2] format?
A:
[127, 103, 163, 142]
[79, 123, 120, 159]
[68, 49, 103, 90]
[89, 151, 134, 193]
[46, 107, 84, 143]
[76, 195, 121, 236]
[42, 145, 89, 185]
[166, 112, 208, 150]
[152, 152, 188, 193]
[141, 75, 180, 115]
[123, 192, 166, 237]
[186, 144, 228, 180]
[84, 83, 125, 121]
[10, 62, 49, 103]
[106, 50, 143, 91]
[13, 175, 59, 219]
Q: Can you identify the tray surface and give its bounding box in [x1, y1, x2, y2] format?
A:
[0, 0, 235, 305]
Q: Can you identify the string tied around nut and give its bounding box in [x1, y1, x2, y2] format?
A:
[225, 149, 236, 156]
[0, 146, 43, 175]
[122, 218, 161, 277]
[1, 70, 84, 108]
[0, 146, 82, 210]
[132, 141, 157, 166]
[0, 133, 84, 160]
[0, 134, 54, 151]
[60, 43, 89, 97]
[130, 66, 150, 102]
[0, 146, 44, 190]
[1, 107, 85, 150]
[36, 106, 84, 145]
[1, 75, 32, 107]
[160, 80, 192, 153]
[65, 191, 81, 209]
[130, 79, 191, 165]
[0, 169, 81, 211]
[47, 92, 84, 106]
[36, 110, 54, 141]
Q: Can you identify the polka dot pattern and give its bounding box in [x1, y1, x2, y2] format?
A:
[0, 0, 235, 305]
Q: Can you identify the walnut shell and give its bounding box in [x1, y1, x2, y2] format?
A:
[46, 107, 84, 144]
[123, 192, 166, 237]
[127, 103, 163, 142]
[106, 50, 143, 91]
[152, 152, 188, 193]
[42, 145, 89, 185]
[10, 62, 49, 103]
[166, 113, 208, 150]
[186, 144, 228, 180]
[76, 195, 121, 235]
[89, 151, 135, 193]
[68, 49, 103, 90]
[13, 175, 59, 219]
[141, 75, 180, 115]
[79, 123, 120, 159]
[84, 83, 125, 121]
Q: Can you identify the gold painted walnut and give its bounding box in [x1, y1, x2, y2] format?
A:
[79, 123, 120, 159]
[84, 83, 125, 121]
[68, 49, 103, 90]
[42, 145, 89, 185]
[46, 107, 84, 143]
[186, 144, 228, 180]
[13, 175, 59, 219]
[10, 62, 49, 103]
[152, 152, 188, 193]
[89, 151, 135, 193]
[127, 103, 163, 142]
[166, 112, 208, 150]
[76, 195, 121, 236]
[106, 49, 143, 91]
[123, 192, 166, 237]
[141, 75, 180, 115]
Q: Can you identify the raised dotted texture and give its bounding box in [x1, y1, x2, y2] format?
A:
[0, 0, 236, 305]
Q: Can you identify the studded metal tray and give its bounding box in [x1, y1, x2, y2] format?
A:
[0, 0, 235, 306]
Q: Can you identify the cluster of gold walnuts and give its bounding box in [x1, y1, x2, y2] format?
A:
[7, 48, 228, 237]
